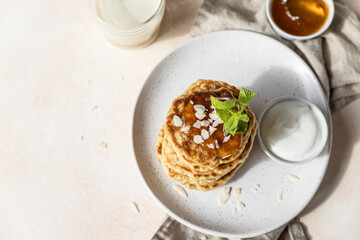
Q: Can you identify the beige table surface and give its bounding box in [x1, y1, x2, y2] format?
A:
[0, 0, 359, 239]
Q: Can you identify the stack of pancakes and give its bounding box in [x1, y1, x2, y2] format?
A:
[156, 80, 258, 191]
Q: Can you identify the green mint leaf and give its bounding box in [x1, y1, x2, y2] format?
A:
[236, 120, 248, 134]
[223, 114, 239, 136]
[238, 113, 249, 123]
[210, 88, 255, 136]
[222, 111, 250, 136]
[215, 108, 237, 123]
[210, 95, 238, 110]
[238, 88, 256, 112]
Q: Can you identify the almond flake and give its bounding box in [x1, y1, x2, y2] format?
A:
[251, 184, 260, 192]
[209, 126, 217, 136]
[194, 135, 204, 144]
[194, 104, 206, 113]
[217, 187, 231, 205]
[190, 100, 194, 104]
[209, 111, 219, 120]
[195, 111, 206, 120]
[232, 208, 237, 214]
[200, 235, 207, 240]
[173, 115, 183, 127]
[237, 202, 245, 210]
[181, 126, 190, 132]
[215, 140, 220, 149]
[201, 129, 209, 140]
[193, 120, 201, 129]
[131, 201, 140, 214]
[173, 184, 188, 198]
[207, 143, 215, 149]
[213, 119, 223, 127]
[222, 155, 231, 159]
[98, 141, 108, 149]
[210, 105, 215, 109]
[208, 119, 213, 123]
[233, 188, 241, 195]
[286, 174, 299, 181]
[201, 120, 210, 127]
[223, 135, 231, 143]
[277, 191, 283, 201]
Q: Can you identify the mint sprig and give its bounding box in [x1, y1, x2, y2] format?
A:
[210, 88, 255, 135]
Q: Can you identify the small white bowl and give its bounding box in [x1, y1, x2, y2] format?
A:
[266, 0, 335, 41]
[257, 96, 329, 165]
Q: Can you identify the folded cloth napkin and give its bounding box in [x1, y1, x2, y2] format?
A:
[191, 0, 360, 111]
[152, 216, 306, 240]
[152, 0, 360, 239]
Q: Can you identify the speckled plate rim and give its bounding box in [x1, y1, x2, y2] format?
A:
[130, 30, 332, 238]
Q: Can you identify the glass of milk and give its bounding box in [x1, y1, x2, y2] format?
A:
[89, 0, 165, 48]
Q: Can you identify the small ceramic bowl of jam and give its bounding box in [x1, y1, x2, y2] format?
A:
[266, 0, 335, 40]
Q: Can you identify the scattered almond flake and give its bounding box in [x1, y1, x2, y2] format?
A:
[193, 120, 202, 129]
[208, 119, 213, 123]
[215, 140, 220, 149]
[217, 187, 231, 205]
[251, 184, 260, 192]
[200, 235, 207, 240]
[201, 129, 209, 140]
[213, 118, 223, 127]
[190, 100, 194, 104]
[181, 126, 191, 132]
[210, 105, 215, 109]
[209, 126, 217, 136]
[209, 111, 219, 120]
[173, 184, 188, 198]
[98, 141, 108, 149]
[194, 135, 204, 144]
[195, 111, 206, 120]
[90, 105, 98, 112]
[131, 201, 140, 214]
[233, 188, 241, 195]
[286, 174, 299, 181]
[223, 135, 231, 143]
[80, 135, 84, 141]
[194, 104, 206, 113]
[232, 208, 237, 214]
[237, 202, 245, 210]
[207, 143, 215, 149]
[173, 115, 183, 127]
[277, 191, 283, 201]
[200, 120, 210, 127]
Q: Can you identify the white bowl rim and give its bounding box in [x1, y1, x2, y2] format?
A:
[257, 95, 329, 165]
[266, 0, 335, 41]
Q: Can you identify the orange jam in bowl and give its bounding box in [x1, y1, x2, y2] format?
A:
[271, 0, 329, 36]
[266, 0, 334, 40]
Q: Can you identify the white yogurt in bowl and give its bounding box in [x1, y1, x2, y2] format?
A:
[258, 96, 328, 164]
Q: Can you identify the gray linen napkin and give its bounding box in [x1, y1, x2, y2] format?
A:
[152, 216, 306, 240]
[152, 0, 360, 239]
[191, 0, 360, 111]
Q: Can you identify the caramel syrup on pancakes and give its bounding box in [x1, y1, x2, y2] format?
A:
[182, 90, 244, 158]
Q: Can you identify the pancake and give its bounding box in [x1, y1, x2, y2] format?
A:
[156, 79, 257, 191]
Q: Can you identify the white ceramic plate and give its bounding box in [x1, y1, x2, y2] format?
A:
[131, 30, 331, 238]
